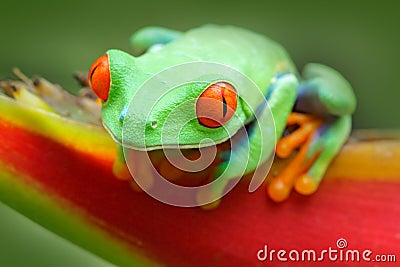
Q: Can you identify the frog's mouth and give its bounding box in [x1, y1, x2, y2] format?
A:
[121, 133, 235, 152]
[102, 118, 240, 152]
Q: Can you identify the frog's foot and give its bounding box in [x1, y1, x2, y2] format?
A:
[196, 187, 222, 210]
[268, 112, 323, 201]
[112, 158, 132, 180]
[112, 145, 156, 192]
[268, 113, 351, 202]
[112, 157, 146, 192]
[275, 112, 323, 158]
[196, 165, 228, 210]
[130, 26, 182, 56]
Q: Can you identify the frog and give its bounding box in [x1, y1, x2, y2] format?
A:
[88, 25, 356, 207]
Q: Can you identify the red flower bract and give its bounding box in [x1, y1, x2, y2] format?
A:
[0, 96, 399, 267]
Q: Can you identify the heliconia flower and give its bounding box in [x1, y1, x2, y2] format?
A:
[0, 75, 399, 266]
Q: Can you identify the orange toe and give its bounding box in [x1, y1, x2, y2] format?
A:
[112, 160, 132, 180]
[196, 188, 221, 210]
[295, 174, 319, 195]
[267, 178, 291, 202]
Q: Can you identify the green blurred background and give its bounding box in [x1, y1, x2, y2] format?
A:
[1, 0, 399, 128]
[0, 0, 399, 266]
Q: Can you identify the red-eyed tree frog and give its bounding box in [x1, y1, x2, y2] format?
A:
[88, 25, 356, 206]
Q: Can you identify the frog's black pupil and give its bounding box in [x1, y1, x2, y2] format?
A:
[222, 95, 227, 117]
[89, 64, 99, 84]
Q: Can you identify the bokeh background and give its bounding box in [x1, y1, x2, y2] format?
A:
[0, 0, 399, 266]
[1, 0, 399, 128]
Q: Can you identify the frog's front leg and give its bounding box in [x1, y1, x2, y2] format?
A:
[112, 145, 154, 191]
[112, 145, 131, 180]
[268, 63, 356, 202]
[197, 73, 298, 209]
[130, 26, 182, 56]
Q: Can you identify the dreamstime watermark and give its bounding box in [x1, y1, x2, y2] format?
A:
[257, 238, 396, 263]
[121, 61, 279, 207]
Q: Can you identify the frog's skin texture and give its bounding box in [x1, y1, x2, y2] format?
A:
[88, 25, 356, 205]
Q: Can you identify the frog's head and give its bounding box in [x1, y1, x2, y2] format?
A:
[89, 49, 257, 151]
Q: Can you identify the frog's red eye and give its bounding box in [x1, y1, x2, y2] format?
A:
[196, 82, 237, 128]
[88, 54, 110, 101]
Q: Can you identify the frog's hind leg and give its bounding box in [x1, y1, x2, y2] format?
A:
[295, 115, 351, 195]
[268, 63, 355, 202]
[294, 63, 356, 117]
[130, 26, 182, 56]
[268, 114, 351, 201]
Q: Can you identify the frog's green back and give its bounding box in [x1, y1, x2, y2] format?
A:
[136, 25, 296, 96]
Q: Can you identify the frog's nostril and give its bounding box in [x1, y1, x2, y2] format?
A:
[150, 120, 158, 129]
